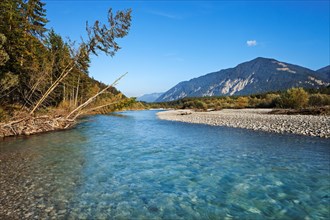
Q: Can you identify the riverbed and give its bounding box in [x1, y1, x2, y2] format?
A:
[0, 110, 329, 219]
[157, 109, 330, 138]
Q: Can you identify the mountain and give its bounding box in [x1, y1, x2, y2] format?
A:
[137, 92, 164, 103]
[317, 65, 330, 80]
[156, 57, 330, 102]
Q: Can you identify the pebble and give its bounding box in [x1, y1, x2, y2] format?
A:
[45, 207, 54, 212]
[157, 109, 330, 138]
[37, 204, 46, 209]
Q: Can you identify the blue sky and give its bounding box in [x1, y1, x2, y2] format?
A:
[44, 0, 330, 97]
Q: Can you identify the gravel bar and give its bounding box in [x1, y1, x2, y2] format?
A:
[157, 109, 330, 138]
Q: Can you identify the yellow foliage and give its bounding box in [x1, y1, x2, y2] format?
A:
[280, 87, 309, 109]
[236, 97, 249, 108]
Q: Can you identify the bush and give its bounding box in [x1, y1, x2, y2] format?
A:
[219, 97, 235, 108]
[248, 97, 261, 108]
[235, 97, 249, 108]
[0, 107, 7, 121]
[278, 88, 309, 109]
[309, 93, 330, 106]
[254, 94, 279, 108]
[194, 100, 207, 110]
[182, 101, 194, 109]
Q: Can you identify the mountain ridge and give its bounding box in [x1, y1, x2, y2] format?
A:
[137, 92, 164, 103]
[317, 65, 330, 80]
[156, 57, 329, 102]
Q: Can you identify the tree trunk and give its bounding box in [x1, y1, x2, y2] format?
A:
[66, 72, 127, 119]
[75, 75, 80, 107]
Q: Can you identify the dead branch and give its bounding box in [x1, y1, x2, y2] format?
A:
[66, 72, 127, 119]
[73, 100, 122, 119]
[28, 9, 131, 115]
[30, 60, 76, 114]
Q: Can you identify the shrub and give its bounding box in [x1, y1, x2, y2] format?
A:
[182, 101, 194, 109]
[256, 94, 281, 108]
[248, 97, 261, 108]
[219, 97, 235, 108]
[309, 93, 330, 106]
[194, 100, 207, 110]
[0, 107, 7, 121]
[278, 87, 309, 109]
[235, 97, 249, 108]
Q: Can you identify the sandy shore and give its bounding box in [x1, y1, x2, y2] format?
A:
[157, 109, 330, 138]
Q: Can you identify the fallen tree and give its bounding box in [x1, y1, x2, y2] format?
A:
[0, 8, 132, 138]
[66, 72, 127, 120]
[0, 115, 75, 137]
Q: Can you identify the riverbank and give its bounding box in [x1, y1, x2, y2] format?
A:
[157, 109, 330, 138]
[0, 115, 75, 138]
[0, 98, 141, 139]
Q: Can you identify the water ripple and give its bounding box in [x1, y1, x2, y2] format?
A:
[0, 110, 329, 219]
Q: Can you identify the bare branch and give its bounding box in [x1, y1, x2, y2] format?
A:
[72, 100, 122, 120]
[29, 8, 131, 114]
[66, 72, 127, 119]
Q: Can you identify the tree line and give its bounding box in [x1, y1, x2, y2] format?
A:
[148, 87, 330, 114]
[0, 0, 133, 121]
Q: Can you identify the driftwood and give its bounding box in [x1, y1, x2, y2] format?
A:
[1, 9, 132, 138]
[0, 116, 75, 138]
[178, 111, 192, 115]
[1, 73, 128, 138]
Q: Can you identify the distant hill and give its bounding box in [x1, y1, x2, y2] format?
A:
[137, 92, 163, 103]
[156, 57, 329, 102]
[317, 65, 330, 80]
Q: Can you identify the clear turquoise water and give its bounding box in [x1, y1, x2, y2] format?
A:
[1, 110, 329, 219]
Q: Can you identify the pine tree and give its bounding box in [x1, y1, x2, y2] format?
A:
[22, 0, 48, 38]
[0, 0, 132, 116]
[0, 0, 49, 105]
[0, 34, 9, 66]
[0, 0, 25, 71]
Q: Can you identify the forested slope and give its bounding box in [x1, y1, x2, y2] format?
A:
[0, 0, 134, 136]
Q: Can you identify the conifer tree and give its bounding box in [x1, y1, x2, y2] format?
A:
[0, 0, 48, 105]
[0, 0, 25, 71]
[23, 0, 48, 38]
[0, 0, 132, 115]
[0, 34, 9, 66]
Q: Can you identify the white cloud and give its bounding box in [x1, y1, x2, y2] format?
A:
[246, 40, 257, 47]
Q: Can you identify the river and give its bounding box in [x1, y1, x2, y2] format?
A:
[0, 110, 329, 219]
